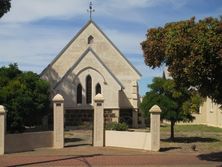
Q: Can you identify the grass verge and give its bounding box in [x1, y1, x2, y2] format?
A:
[160, 124, 222, 153]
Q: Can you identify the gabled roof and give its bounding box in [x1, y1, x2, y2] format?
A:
[90, 21, 142, 77]
[53, 47, 124, 89]
[40, 20, 92, 76]
[41, 20, 141, 77]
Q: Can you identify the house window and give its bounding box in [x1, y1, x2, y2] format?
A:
[96, 83, 101, 95]
[88, 35, 94, 44]
[77, 84, 82, 104]
[86, 75, 92, 104]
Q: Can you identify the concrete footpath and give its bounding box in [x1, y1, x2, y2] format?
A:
[0, 146, 221, 167]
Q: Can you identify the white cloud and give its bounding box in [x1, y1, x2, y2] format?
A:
[168, 0, 188, 9]
[1, 0, 88, 23]
[0, 23, 80, 73]
[104, 28, 144, 54]
[102, 0, 157, 9]
[1, 0, 182, 24]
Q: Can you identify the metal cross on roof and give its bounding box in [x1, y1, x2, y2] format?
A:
[87, 2, 95, 20]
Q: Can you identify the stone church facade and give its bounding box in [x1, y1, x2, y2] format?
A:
[41, 20, 142, 128]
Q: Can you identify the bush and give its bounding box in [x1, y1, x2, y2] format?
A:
[105, 122, 128, 131]
[0, 64, 50, 133]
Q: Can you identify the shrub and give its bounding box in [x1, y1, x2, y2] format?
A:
[0, 64, 50, 133]
[105, 122, 128, 131]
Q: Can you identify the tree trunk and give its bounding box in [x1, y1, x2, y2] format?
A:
[170, 120, 175, 141]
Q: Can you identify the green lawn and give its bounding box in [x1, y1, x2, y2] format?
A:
[161, 124, 222, 132]
[160, 124, 222, 153]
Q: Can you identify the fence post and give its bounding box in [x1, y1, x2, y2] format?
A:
[52, 94, 64, 149]
[149, 105, 161, 151]
[93, 94, 104, 147]
[0, 105, 6, 155]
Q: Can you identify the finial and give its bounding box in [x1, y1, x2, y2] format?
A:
[87, 2, 95, 20]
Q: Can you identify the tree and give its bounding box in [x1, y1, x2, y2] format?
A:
[0, 0, 11, 18]
[140, 77, 202, 140]
[0, 64, 50, 132]
[141, 17, 222, 104]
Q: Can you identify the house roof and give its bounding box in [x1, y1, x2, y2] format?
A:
[41, 20, 141, 77]
[53, 47, 124, 89]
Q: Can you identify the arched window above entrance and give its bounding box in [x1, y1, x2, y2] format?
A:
[86, 75, 92, 104]
[77, 84, 82, 104]
[96, 83, 101, 95]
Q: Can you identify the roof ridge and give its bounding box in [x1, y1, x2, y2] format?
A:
[40, 20, 93, 76]
[90, 21, 142, 77]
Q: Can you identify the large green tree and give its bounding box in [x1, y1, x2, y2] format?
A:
[141, 17, 222, 104]
[140, 77, 202, 140]
[0, 64, 50, 132]
[0, 0, 11, 18]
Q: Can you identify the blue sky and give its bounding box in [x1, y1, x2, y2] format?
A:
[0, 0, 222, 96]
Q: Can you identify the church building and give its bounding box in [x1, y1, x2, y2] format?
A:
[41, 19, 142, 128]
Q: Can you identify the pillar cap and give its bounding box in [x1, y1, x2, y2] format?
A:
[94, 93, 104, 102]
[53, 94, 64, 102]
[149, 105, 161, 113]
[0, 105, 6, 113]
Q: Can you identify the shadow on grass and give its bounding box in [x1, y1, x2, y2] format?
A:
[64, 137, 92, 147]
[197, 152, 222, 162]
[159, 147, 181, 152]
[64, 137, 83, 143]
[161, 137, 219, 143]
[65, 143, 92, 148]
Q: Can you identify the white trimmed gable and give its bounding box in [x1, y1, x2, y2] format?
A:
[55, 48, 122, 108]
[41, 21, 141, 88]
[41, 20, 141, 110]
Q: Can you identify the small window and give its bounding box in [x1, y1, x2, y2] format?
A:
[96, 83, 101, 95]
[86, 75, 92, 104]
[77, 84, 82, 104]
[88, 35, 94, 44]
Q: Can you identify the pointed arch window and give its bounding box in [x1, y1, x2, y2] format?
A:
[88, 35, 94, 44]
[86, 75, 92, 104]
[96, 83, 101, 95]
[77, 84, 82, 104]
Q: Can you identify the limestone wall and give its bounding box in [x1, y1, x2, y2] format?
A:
[105, 105, 161, 151]
[105, 130, 151, 150]
[65, 109, 120, 127]
[49, 22, 140, 81]
[5, 131, 53, 153]
[41, 21, 141, 111]
[65, 109, 93, 127]
[56, 51, 120, 109]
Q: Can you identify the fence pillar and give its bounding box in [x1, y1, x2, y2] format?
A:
[149, 105, 161, 151]
[52, 94, 64, 149]
[0, 105, 6, 155]
[93, 94, 104, 147]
